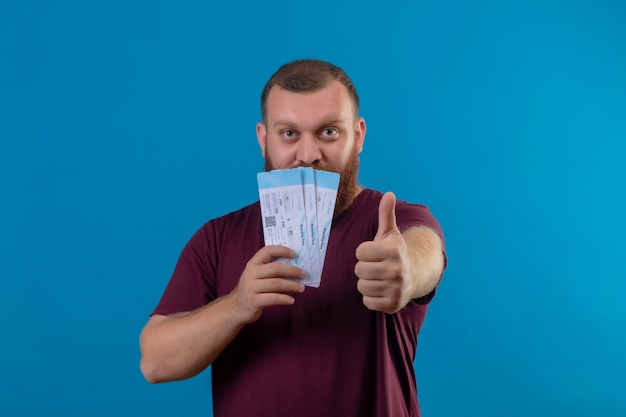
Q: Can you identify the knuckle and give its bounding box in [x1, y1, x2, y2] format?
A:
[388, 264, 403, 278]
[356, 279, 366, 294]
[362, 297, 376, 311]
[270, 278, 287, 292]
[354, 262, 363, 278]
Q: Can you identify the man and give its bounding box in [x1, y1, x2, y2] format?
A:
[140, 59, 446, 416]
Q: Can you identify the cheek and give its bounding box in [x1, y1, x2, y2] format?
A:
[271, 146, 291, 159]
[331, 143, 356, 168]
[266, 142, 295, 169]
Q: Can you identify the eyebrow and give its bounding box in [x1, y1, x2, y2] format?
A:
[272, 118, 346, 129]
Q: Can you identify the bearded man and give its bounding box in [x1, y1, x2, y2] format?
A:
[140, 59, 446, 417]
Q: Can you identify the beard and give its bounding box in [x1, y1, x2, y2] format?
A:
[264, 144, 360, 218]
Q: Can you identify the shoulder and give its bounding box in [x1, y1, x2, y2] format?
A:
[355, 188, 443, 240]
[211, 201, 261, 227]
[352, 188, 435, 219]
[187, 201, 261, 246]
[351, 188, 431, 212]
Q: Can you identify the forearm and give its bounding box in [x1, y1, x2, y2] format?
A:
[140, 246, 306, 383]
[139, 292, 246, 383]
[403, 226, 445, 301]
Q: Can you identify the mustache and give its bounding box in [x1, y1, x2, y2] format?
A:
[295, 162, 338, 173]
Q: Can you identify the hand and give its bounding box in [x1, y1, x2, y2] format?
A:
[355, 192, 412, 314]
[232, 245, 306, 324]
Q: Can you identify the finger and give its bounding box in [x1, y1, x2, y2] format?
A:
[355, 240, 400, 262]
[240, 291, 298, 311]
[256, 261, 306, 281]
[362, 296, 399, 314]
[253, 293, 298, 307]
[356, 278, 388, 297]
[354, 260, 394, 281]
[375, 192, 399, 241]
[249, 245, 297, 265]
[250, 277, 306, 295]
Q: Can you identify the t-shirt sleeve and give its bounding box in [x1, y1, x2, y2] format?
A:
[395, 201, 444, 244]
[395, 201, 447, 305]
[151, 222, 218, 316]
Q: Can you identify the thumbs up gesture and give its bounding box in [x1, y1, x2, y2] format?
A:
[355, 192, 413, 314]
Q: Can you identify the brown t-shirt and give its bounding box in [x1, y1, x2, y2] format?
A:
[153, 189, 445, 417]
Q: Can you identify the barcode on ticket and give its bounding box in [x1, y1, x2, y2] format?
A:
[264, 216, 277, 227]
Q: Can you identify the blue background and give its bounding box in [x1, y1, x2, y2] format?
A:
[2, 1, 625, 416]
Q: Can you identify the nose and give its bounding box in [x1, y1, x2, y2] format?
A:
[296, 135, 322, 166]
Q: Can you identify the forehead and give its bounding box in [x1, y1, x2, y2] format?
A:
[265, 81, 355, 124]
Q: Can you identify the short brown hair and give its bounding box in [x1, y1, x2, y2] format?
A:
[261, 59, 360, 122]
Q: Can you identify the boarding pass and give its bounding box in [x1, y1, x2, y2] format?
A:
[257, 168, 339, 287]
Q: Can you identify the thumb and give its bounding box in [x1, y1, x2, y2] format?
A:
[375, 192, 400, 241]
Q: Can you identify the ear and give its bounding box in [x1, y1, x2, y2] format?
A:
[355, 117, 366, 153]
[256, 122, 267, 158]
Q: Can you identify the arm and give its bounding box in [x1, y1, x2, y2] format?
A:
[355, 192, 445, 314]
[139, 245, 306, 383]
[399, 225, 445, 302]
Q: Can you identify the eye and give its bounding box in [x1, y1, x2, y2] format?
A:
[320, 128, 339, 138]
[281, 129, 296, 139]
